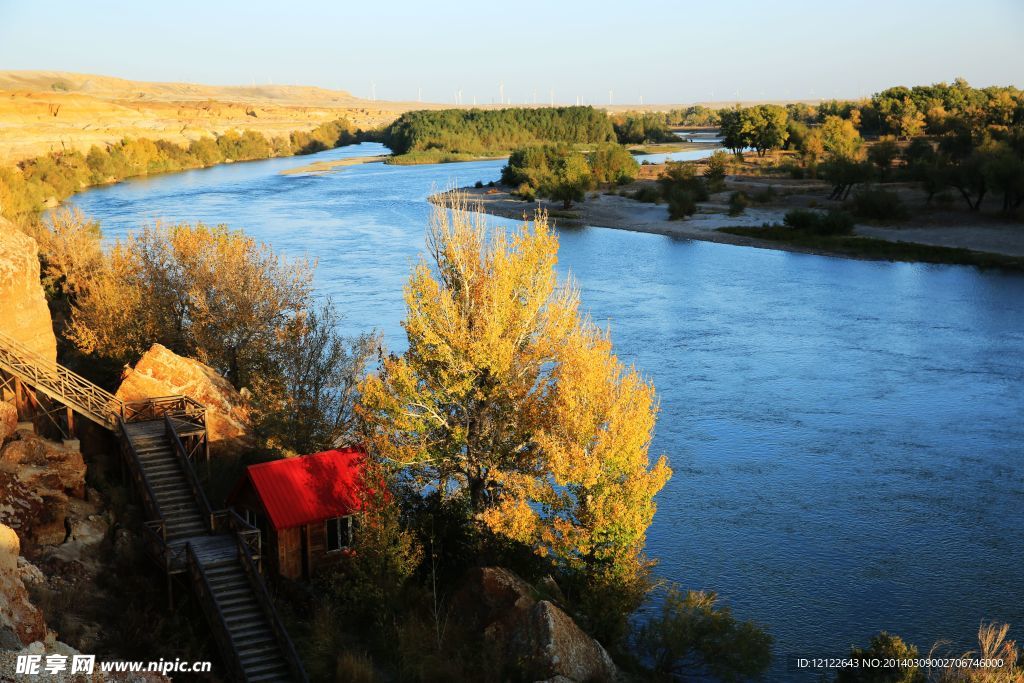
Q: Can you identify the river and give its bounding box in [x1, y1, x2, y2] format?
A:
[69, 142, 1024, 678]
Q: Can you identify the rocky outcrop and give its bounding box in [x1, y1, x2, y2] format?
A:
[513, 601, 617, 683]
[454, 567, 617, 683]
[0, 428, 86, 545]
[0, 220, 57, 363]
[0, 403, 16, 444]
[0, 522, 167, 682]
[0, 523, 46, 645]
[115, 343, 253, 452]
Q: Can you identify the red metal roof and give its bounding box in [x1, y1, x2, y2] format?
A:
[236, 448, 366, 530]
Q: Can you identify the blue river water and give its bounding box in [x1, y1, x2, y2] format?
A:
[69, 142, 1024, 679]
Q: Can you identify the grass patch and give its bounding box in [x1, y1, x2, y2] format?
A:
[719, 226, 1024, 271]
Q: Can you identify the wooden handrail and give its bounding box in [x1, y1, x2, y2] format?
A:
[141, 520, 169, 572]
[164, 415, 214, 531]
[213, 509, 262, 561]
[235, 534, 309, 682]
[185, 543, 246, 683]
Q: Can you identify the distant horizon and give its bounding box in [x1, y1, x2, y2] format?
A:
[1, 68, 1020, 110]
[1, 0, 1021, 104]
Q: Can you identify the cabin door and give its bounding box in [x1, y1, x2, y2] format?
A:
[300, 526, 310, 578]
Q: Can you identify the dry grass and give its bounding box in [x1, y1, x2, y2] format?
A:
[932, 623, 1023, 683]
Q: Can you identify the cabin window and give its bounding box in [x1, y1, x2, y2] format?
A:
[325, 515, 355, 552]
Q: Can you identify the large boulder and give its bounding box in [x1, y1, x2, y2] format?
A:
[0, 221, 57, 363]
[454, 567, 617, 683]
[512, 601, 617, 683]
[115, 343, 253, 452]
[0, 523, 46, 645]
[0, 403, 16, 445]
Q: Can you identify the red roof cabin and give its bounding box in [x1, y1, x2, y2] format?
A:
[228, 448, 366, 580]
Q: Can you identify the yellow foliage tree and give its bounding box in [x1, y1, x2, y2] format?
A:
[70, 222, 312, 386]
[358, 193, 671, 630]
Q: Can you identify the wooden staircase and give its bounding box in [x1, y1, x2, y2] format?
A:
[0, 331, 307, 682]
[123, 421, 209, 541]
[201, 557, 297, 682]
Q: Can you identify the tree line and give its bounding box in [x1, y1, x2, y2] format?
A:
[0, 118, 359, 222]
[716, 80, 1024, 214]
[382, 106, 617, 159]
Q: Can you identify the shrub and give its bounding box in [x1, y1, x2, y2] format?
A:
[588, 143, 639, 185]
[632, 186, 663, 203]
[728, 191, 750, 216]
[473, 180, 483, 188]
[665, 186, 698, 219]
[850, 188, 909, 221]
[703, 151, 729, 192]
[752, 187, 777, 203]
[515, 183, 536, 202]
[784, 208, 855, 235]
[635, 585, 773, 682]
[334, 651, 381, 683]
[782, 160, 806, 179]
[837, 632, 924, 682]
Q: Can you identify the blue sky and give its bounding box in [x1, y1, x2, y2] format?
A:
[1, 0, 1021, 104]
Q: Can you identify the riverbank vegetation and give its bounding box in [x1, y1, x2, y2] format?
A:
[0, 117, 360, 224]
[501, 143, 639, 206]
[381, 106, 616, 163]
[612, 112, 679, 144]
[713, 80, 1023, 215]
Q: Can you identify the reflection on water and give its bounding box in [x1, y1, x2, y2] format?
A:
[70, 142, 1024, 678]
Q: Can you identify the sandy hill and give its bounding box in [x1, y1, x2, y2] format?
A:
[0, 71, 439, 164]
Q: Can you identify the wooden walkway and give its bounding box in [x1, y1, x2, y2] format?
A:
[0, 332, 307, 683]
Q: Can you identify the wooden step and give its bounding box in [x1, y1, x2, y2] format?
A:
[222, 604, 260, 620]
[240, 650, 287, 670]
[157, 493, 197, 506]
[242, 659, 291, 678]
[234, 633, 277, 650]
[166, 522, 207, 536]
[212, 586, 253, 601]
[241, 659, 290, 675]
[224, 609, 263, 626]
[141, 463, 182, 474]
[227, 621, 272, 639]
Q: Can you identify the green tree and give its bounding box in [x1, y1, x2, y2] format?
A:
[251, 302, 378, 456]
[821, 116, 864, 160]
[703, 151, 729, 192]
[748, 105, 790, 157]
[544, 152, 593, 208]
[868, 140, 900, 181]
